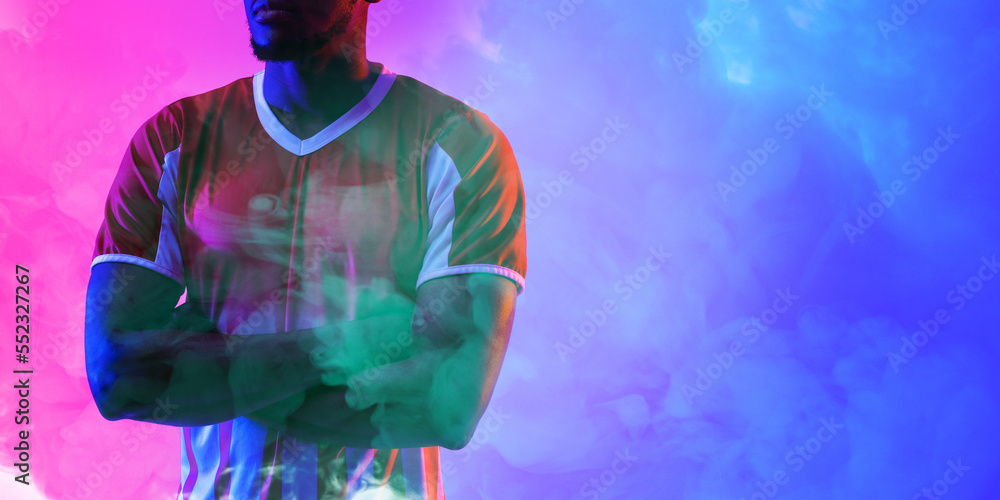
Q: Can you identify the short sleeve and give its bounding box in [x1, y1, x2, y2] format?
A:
[91, 105, 185, 286]
[416, 108, 527, 295]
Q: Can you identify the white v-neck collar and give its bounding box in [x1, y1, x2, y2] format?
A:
[253, 64, 396, 156]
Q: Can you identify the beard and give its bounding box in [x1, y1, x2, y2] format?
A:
[249, 1, 357, 62]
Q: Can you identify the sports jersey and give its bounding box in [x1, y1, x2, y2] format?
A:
[90, 61, 527, 499]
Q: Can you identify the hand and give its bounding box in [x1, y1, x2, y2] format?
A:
[344, 343, 472, 450]
[310, 313, 416, 387]
[310, 277, 420, 386]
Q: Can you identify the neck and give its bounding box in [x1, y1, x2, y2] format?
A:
[261, 13, 374, 118]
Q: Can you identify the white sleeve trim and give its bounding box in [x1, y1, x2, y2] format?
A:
[416, 264, 525, 295]
[418, 142, 526, 296]
[91, 254, 184, 286]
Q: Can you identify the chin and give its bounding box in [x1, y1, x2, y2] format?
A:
[250, 37, 306, 62]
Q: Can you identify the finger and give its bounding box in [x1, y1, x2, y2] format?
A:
[319, 366, 348, 387]
[309, 340, 356, 386]
[344, 348, 446, 410]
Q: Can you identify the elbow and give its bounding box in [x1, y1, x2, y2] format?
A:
[433, 405, 481, 451]
[425, 387, 491, 450]
[87, 366, 128, 421]
[85, 323, 137, 421]
[438, 427, 474, 451]
[95, 400, 127, 422]
[85, 346, 129, 421]
[373, 399, 477, 450]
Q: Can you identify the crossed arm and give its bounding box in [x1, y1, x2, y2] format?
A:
[84, 262, 517, 450]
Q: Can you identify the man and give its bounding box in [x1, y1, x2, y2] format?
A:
[83, 0, 527, 498]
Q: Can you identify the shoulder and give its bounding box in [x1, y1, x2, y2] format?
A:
[389, 73, 509, 147]
[134, 75, 255, 144]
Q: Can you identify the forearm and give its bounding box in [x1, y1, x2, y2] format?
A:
[367, 340, 483, 450]
[244, 317, 448, 448]
[246, 381, 445, 450]
[247, 385, 379, 448]
[249, 343, 474, 450]
[241, 316, 410, 446]
[240, 277, 495, 450]
[94, 326, 324, 426]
